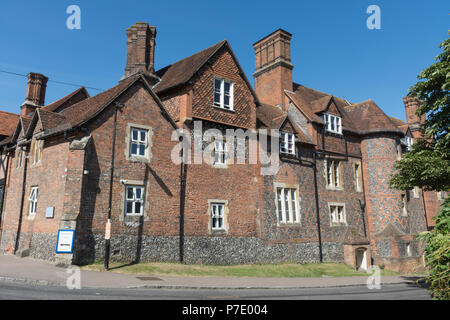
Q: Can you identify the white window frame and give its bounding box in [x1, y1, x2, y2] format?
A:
[413, 187, 420, 199]
[329, 203, 346, 225]
[214, 77, 234, 110]
[17, 148, 24, 169]
[280, 132, 295, 155]
[29, 187, 38, 216]
[210, 202, 225, 230]
[322, 113, 342, 134]
[213, 139, 227, 165]
[401, 194, 408, 216]
[32, 139, 43, 165]
[406, 243, 412, 257]
[125, 185, 144, 216]
[129, 127, 148, 158]
[326, 159, 341, 189]
[276, 187, 300, 224]
[354, 162, 362, 192]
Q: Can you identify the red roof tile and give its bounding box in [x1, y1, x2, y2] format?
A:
[0, 110, 19, 137]
[42, 87, 89, 113]
[154, 40, 227, 94]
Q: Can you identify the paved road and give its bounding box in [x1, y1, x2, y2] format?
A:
[0, 281, 430, 300]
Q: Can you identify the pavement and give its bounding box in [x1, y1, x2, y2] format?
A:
[0, 254, 426, 290]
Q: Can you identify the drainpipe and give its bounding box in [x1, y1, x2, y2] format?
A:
[0, 150, 10, 239]
[421, 187, 429, 230]
[312, 151, 323, 263]
[14, 145, 28, 254]
[104, 102, 123, 271]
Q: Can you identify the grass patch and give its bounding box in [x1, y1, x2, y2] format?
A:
[82, 261, 399, 278]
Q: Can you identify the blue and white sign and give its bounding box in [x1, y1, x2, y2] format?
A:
[56, 229, 75, 253]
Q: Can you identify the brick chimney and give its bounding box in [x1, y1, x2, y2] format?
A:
[403, 96, 426, 139]
[253, 29, 293, 107]
[122, 22, 158, 84]
[21, 72, 48, 116]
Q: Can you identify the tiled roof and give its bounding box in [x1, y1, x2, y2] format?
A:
[154, 40, 227, 94]
[0, 110, 19, 137]
[344, 100, 401, 134]
[37, 109, 70, 131]
[256, 103, 313, 145]
[60, 75, 138, 128]
[42, 87, 89, 113]
[20, 116, 32, 135]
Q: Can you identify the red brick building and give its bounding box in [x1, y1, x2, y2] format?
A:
[0, 23, 446, 272]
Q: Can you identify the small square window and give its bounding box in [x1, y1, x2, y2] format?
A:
[125, 185, 144, 216]
[330, 204, 346, 224]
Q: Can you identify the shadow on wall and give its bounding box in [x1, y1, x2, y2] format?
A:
[72, 139, 99, 265]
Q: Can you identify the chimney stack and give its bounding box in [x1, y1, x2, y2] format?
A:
[21, 72, 48, 116]
[122, 22, 158, 84]
[403, 96, 426, 139]
[253, 29, 293, 107]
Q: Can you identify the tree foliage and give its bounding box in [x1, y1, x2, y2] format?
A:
[419, 197, 450, 300]
[390, 32, 450, 300]
[390, 34, 450, 192]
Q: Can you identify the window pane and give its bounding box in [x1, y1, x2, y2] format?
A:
[277, 188, 283, 222]
[127, 187, 134, 200]
[224, 82, 230, 94]
[132, 129, 138, 141]
[140, 130, 146, 142]
[131, 143, 138, 155]
[135, 202, 141, 214]
[214, 79, 221, 91]
[223, 95, 230, 107]
[214, 93, 221, 104]
[135, 187, 142, 200]
[291, 189, 297, 222]
[126, 201, 133, 213]
[139, 144, 146, 156]
[284, 191, 290, 222]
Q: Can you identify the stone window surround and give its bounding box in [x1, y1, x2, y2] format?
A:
[328, 202, 347, 226]
[353, 160, 363, 193]
[207, 135, 230, 169]
[273, 182, 302, 227]
[16, 147, 25, 169]
[125, 123, 153, 163]
[119, 179, 150, 225]
[30, 138, 43, 167]
[324, 157, 343, 191]
[206, 199, 229, 235]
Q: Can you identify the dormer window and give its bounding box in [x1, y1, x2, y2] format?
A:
[401, 136, 414, 151]
[322, 113, 342, 134]
[214, 78, 234, 110]
[280, 132, 295, 155]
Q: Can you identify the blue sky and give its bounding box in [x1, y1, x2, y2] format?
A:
[0, 0, 448, 121]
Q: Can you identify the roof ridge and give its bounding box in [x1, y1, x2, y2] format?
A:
[0, 110, 19, 116]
